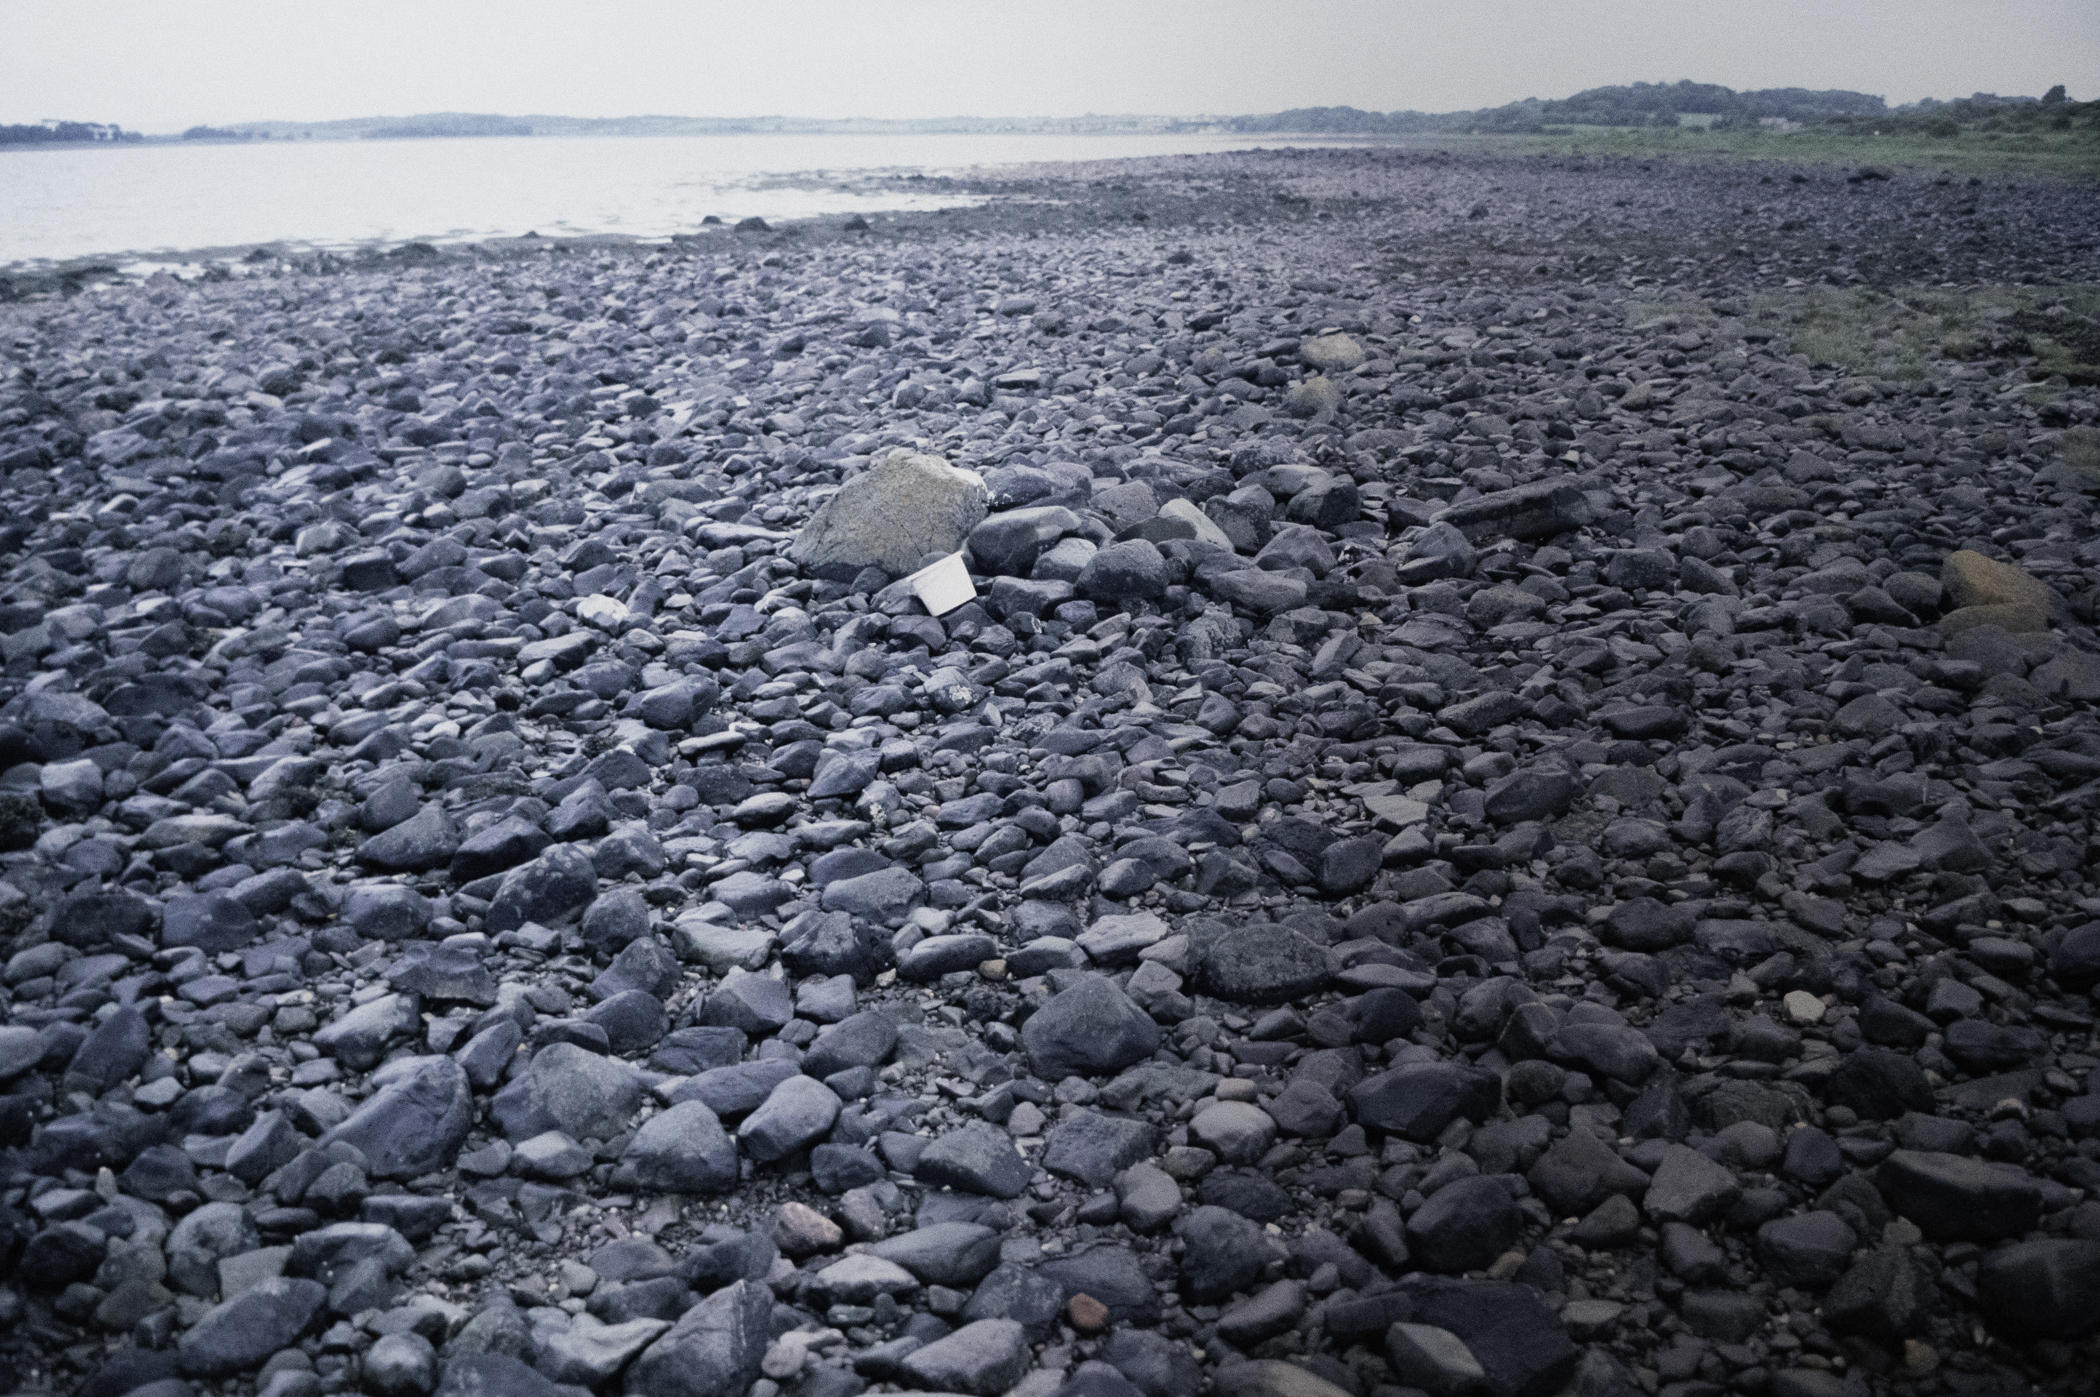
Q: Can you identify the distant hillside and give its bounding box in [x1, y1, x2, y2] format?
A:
[28, 80, 2092, 148]
[1227, 81, 1890, 135]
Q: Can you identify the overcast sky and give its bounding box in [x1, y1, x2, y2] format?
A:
[4, 0, 2092, 132]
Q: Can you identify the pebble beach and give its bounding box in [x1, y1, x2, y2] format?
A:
[0, 145, 2098, 1397]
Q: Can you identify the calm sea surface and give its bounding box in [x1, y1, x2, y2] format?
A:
[0, 132, 1335, 266]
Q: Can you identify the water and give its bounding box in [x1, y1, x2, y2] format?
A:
[0, 131, 1326, 266]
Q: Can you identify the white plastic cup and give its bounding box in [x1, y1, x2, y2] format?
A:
[905, 552, 976, 617]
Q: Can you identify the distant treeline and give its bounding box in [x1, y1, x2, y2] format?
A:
[1227, 81, 1890, 135]
[1226, 81, 2094, 136]
[21, 82, 2097, 149]
[1823, 85, 2093, 138]
[0, 120, 138, 146]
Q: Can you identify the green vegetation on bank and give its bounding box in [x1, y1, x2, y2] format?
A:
[1347, 120, 2100, 181]
[1627, 284, 2100, 383]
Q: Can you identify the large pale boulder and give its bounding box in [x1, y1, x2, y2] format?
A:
[790, 450, 987, 580]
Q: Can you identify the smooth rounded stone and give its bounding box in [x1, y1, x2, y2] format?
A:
[355, 804, 459, 873]
[681, 1231, 777, 1291]
[594, 937, 680, 1003]
[1822, 1244, 1939, 1344]
[344, 884, 434, 943]
[819, 866, 925, 923]
[1408, 1176, 1522, 1273]
[21, 1221, 109, 1288]
[320, 1055, 472, 1180]
[1042, 1110, 1158, 1187]
[1482, 767, 1574, 825]
[226, 1108, 304, 1184]
[448, 815, 552, 884]
[1188, 923, 1330, 1003]
[1199, 1169, 1291, 1223]
[1075, 539, 1169, 603]
[801, 1010, 899, 1080]
[1525, 1124, 1650, 1216]
[1098, 1329, 1201, 1397]
[1570, 1193, 1643, 1248]
[1392, 1274, 1578, 1397]
[1021, 975, 1160, 1080]
[620, 1100, 738, 1193]
[1036, 1245, 1163, 1326]
[1551, 1022, 1660, 1085]
[1213, 1359, 1355, 1397]
[1756, 1210, 1857, 1289]
[64, 1003, 151, 1090]
[813, 1253, 920, 1304]
[1875, 1149, 2041, 1241]
[1209, 569, 1307, 612]
[314, 991, 422, 1071]
[1975, 1238, 2100, 1339]
[177, 1277, 328, 1377]
[1642, 1144, 1741, 1226]
[1076, 911, 1167, 966]
[709, 870, 793, 917]
[430, 1353, 560, 1397]
[161, 890, 260, 953]
[44, 885, 149, 949]
[737, 1075, 842, 1162]
[967, 505, 1084, 576]
[1827, 1047, 1936, 1120]
[166, 1201, 261, 1296]
[485, 845, 597, 933]
[916, 1121, 1032, 1198]
[2053, 920, 2100, 990]
[964, 1261, 1069, 1340]
[870, 1222, 1003, 1288]
[364, 1331, 438, 1397]
[386, 942, 497, 1006]
[1349, 1061, 1502, 1142]
[1386, 1322, 1489, 1397]
[1054, 1361, 1147, 1397]
[1188, 1101, 1277, 1166]
[1177, 1204, 1271, 1302]
[677, 1059, 800, 1118]
[583, 988, 670, 1056]
[540, 1318, 671, 1389]
[900, 1318, 1031, 1397]
[810, 1140, 882, 1193]
[490, 1042, 643, 1144]
[623, 1278, 771, 1397]
[899, 932, 997, 980]
[1602, 897, 1693, 952]
[699, 966, 794, 1033]
[1217, 1278, 1307, 1346]
[780, 908, 893, 984]
[1114, 1163, 1182, 1233]
[789, 449, 988, 579]
[773, 1200, 842, 1259]
[39, 755, 102, 814]
[671, 917, 778, 973]
[1009, 936, 1088, 976]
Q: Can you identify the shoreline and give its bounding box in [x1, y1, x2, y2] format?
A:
[6, 125, 2094, 284]
[0, 145, 2097, 1397]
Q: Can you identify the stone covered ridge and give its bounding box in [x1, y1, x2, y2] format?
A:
[0, 146, 2098, 1397]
